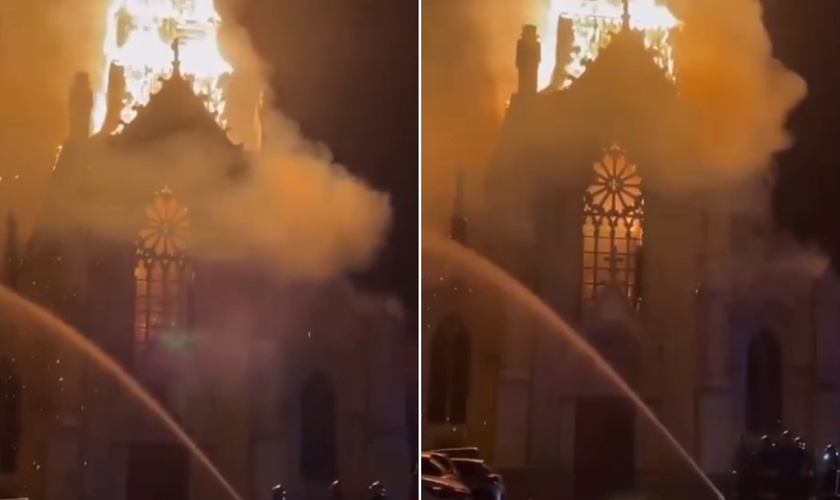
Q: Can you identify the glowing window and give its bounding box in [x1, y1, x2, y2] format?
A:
[581, 145, 644, 308]
[134, 187, 193, 352]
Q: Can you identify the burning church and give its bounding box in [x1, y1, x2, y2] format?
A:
[0, 2, 410, 500]
[423, 0, 840, 498]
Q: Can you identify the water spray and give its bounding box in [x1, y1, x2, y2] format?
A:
[0, 284, 243, 500]
[423, 234, 725, 500]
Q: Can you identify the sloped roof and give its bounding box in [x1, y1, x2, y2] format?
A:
[109, 71, 235, 148]
[563, 27, 674, 99]
[492, 26, 681, 189]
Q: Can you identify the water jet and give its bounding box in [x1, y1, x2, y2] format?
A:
[0, 284, 243, 500]
[423, 233, 725, 500]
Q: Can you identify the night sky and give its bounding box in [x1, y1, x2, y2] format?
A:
[763, 0, 840, 266]
[242, 0, 419, 319]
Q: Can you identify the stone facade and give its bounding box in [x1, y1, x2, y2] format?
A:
[422, 20, 840, 499]
[0, 61, 410, 500]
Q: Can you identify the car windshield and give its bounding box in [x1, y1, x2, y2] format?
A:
[421, 457, 444, 477]
[430, 453, 458, 474]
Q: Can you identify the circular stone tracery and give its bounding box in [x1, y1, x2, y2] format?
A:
[137, 186, 190, 259]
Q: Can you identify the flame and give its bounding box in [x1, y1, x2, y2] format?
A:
[53, 144, 63, 172]
[92, 0, 233, 134]
[538, 0, 680, 90]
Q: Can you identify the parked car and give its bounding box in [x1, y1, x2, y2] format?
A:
[421, 476, 473, 500]
[430, 447, 481, 460]
[421, 453, 472, 500]
[449, 458, 504, 500]
[425, 451, 461, 478]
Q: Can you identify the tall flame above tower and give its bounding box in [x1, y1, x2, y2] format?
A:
[91, 0, 233, 134]
[539, 0, 680, 90]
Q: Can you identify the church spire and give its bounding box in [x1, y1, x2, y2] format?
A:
[450, 169, 467, 244]
[171, 38, 182, 76]
[68, 72, 93, 141]
[551, 16, 574, 88]
[516, 25, 541, 95]
[622, 0, 631, 31]
[255, 88, 265, 151]
[2, 212, 20, 290]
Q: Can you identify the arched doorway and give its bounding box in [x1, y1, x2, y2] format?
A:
[300, 372, 337, 482]
[573, 326, 639, 499]
[746, 329, 782, 434]
[127, 443, 189, 500]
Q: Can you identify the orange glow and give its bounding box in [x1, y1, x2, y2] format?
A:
[538, 0, 680, 89]
[581, 145, 644, 305]
[92, 0, 232, 133]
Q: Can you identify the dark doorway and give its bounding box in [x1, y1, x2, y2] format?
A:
[426, 315, 471, 424]
[127, 443, 189, 500]
[746, 329, 783, 434]
[0, 357, 21, 473]
[573, 396, 635, 499]
[300, 372, 337, 482]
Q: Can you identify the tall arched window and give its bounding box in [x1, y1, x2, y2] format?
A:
[427, 315, 471, 425]
[0, 357, 21, 473]
[134, 187, 194, 354]
[582, 145, 644, 309]
[300, 372, 337, 482]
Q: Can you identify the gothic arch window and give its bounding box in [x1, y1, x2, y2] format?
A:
[133, 187, 194, 354]
[427, 315, 471, 425]
[582, 144, 644, 309]
[746, 329, 782, 435]
[300, 372, 337, 482]
[0, 357, 21, 473]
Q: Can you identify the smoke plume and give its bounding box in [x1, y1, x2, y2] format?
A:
[667, 0, 806, 185]
[0, 0, 107, 219]
[0, 0, 392, 279]
[422, 0, 806, 228]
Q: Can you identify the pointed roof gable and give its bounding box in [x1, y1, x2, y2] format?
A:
[111, 72, 235, 147]
[493, 26, 681, 183]
[565, 28, 675, 99]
